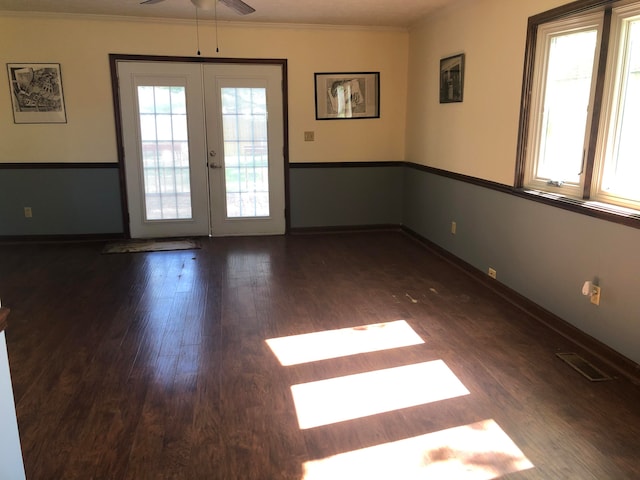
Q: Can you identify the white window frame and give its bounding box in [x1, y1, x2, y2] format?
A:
[518, 0, 640, 218]
[524, 13, 604, 199]
[591, 4, 640, 210]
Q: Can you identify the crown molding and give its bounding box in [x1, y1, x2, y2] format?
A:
[0, 10, 408, 32]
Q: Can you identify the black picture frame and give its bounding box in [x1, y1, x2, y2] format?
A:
[314, 72, 380, 120]
[6, 63, 67, 123]
[440, 54, 465, 103]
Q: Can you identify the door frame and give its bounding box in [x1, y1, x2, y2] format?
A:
[109, 53, 290, 238]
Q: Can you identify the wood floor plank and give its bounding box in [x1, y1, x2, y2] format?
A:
[0, 232, 639, 479]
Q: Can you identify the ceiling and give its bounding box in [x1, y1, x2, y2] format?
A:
[0, 0, 455, 28]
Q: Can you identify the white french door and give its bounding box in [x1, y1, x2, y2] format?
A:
[204, 64, 285, 236]
[117, 60, 285, 238]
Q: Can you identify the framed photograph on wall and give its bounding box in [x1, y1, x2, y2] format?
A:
[7, 63, 67, 123]
[315, 72, 380, 120]
[440, 54, 465, 103]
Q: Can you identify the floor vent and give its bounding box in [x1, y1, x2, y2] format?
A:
[556, 353, 612, 382]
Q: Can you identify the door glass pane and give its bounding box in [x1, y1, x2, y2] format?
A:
[537, 29, 597, 184]
[137, 86, 192, 221]
[221, 87, 269, 218]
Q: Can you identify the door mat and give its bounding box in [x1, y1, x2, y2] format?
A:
[102, 239, 201, 254]
[556, 352, 612, 381]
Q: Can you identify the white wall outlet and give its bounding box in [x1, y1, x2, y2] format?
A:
[451, 221, 457, 234]
[24, 207, 32, 218]
[591, 285, 601, 306]
[488, 267, 497, 279]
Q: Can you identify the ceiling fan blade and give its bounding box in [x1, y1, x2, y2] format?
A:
[140, 0, 165, 4]
[218, 0, 255, 15]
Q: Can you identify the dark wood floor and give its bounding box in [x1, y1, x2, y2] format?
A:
[1, 232, 639, 479]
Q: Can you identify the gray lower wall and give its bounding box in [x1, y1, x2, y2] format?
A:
[289, 164, 404, 229]
[0, 166, 124, 236]
[1, 163, 405, 236]
[403, 166, 640, 366]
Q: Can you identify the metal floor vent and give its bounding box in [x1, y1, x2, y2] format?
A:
[556, 353, 612, 382]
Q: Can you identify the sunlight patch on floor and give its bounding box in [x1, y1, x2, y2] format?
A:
[302, 419, 534, 480]
[266, 320, 424, 366]
[291, 360, 469, 429]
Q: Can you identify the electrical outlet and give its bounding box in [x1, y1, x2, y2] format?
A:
[488, 267, 497, 279]
[451, 221, 457, 234]
[304, 131, 315, 142]
[590, 285, 601, 306]
[24, 207, 33, 218]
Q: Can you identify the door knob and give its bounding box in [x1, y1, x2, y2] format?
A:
[209, 163, 222, 169]
[209, 150, 217, 157]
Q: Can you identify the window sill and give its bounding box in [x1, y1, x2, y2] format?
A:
[516, 188, 640, 230]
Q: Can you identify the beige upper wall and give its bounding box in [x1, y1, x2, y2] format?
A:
[0, 14, 408, 164]
[405, 0, 569, 185]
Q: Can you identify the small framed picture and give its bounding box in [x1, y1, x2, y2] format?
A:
[440, 54, 465, 103]
[315, 72, 380, 120]
[7, 63, 67, 123]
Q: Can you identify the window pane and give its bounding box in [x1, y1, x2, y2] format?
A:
[537, 29, 598, 184]
[170, 86, 187, 114]
[601, 19, 640, 201]
[153, 86, 172, 114]
[138, 87, 156, 114]
[221, 87, 270, 218]
[172, 114, 188, 141]
[137, 85, 192, 221]
[139, 114, 157, 141]
[155, 114, 173, 141]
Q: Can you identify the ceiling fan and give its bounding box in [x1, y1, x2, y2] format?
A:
[141, 0, 255, 16]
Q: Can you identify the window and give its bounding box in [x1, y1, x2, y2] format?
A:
[220, 87, 270, 218]
[517, 0, 640, 214]
[137, 85, 192, 221]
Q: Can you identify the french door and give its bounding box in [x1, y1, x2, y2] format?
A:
[117, 60, 285, 238]
[204, 64, 285, 236]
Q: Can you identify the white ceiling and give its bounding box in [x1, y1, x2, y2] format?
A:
[0, 0, 455, 28]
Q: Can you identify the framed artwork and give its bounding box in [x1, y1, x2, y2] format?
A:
[315, 72, 380, 120]
[440, 54, 465, 103]
[7, 63, 67, 123]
